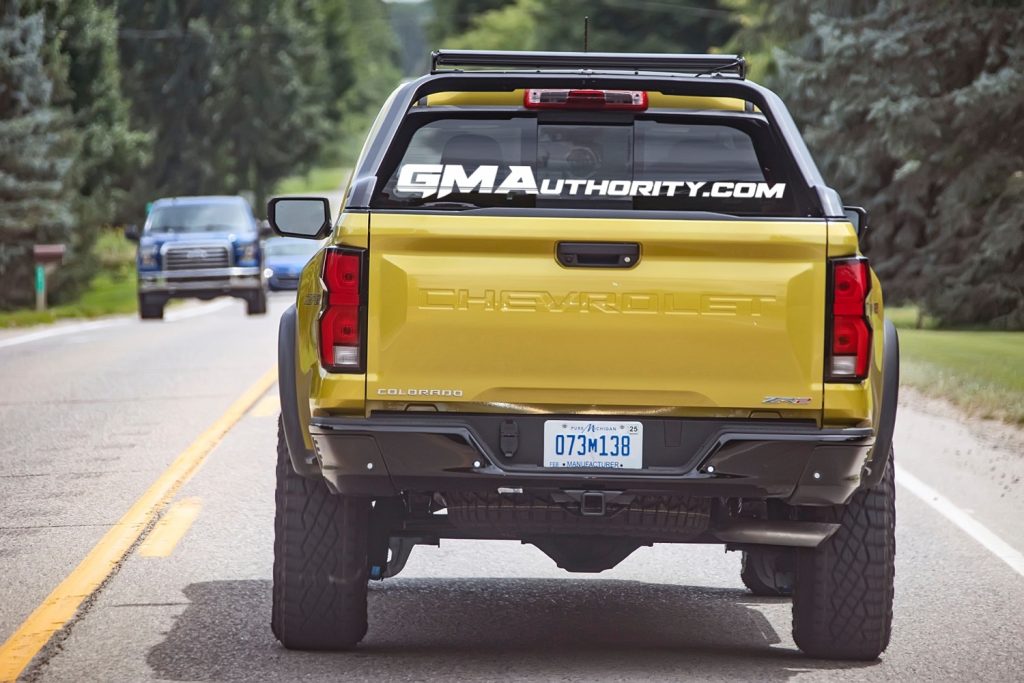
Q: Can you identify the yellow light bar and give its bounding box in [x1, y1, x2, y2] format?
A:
[423, 89, 749, 112]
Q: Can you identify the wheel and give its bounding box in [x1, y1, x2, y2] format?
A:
[741, 548, 794, 597]
[246, 289, 267, 315]
[138, 294, 164, 320]
[272, 416, 371, 650]
[792, 449, 895, 660]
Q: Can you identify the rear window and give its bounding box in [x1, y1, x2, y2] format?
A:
[373, 113, 812, 216]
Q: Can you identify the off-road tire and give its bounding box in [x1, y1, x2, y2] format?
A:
[246, 289, 268, 316]
[272, 417, 371, 650]
[138, 294, 164, 320]
[792, 449, 895, 660]
[741, 548, 794, 597]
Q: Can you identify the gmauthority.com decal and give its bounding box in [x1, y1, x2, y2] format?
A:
[396, 164, 786, 200]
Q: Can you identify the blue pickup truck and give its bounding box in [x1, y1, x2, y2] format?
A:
[126, 196, 269, 319]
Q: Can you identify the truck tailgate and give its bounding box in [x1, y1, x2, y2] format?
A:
[366, 213, 826, 415]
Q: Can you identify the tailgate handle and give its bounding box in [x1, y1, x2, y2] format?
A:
[556, 242, 640, 268]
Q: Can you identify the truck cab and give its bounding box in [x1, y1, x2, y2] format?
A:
[268, 51, 899, 661]
[127, 195, 269, 319]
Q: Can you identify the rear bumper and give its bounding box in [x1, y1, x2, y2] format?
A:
[138, 267, 262, 295]
[309, 414, 873, 506]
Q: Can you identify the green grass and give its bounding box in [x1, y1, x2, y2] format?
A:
[274, 165, 349, 195]
[884, 305, 940, 330]
[890, 306, 1024, 424]
[0, 267, 138, 328]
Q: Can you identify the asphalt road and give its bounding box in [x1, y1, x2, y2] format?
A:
[1, 295, 1023, 682]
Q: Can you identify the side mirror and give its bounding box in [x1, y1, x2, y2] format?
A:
[124, 224, 140, 242]
[258, 219, 273, 239]
[843, 206, 869, 236]
[267, 197, 332, 239]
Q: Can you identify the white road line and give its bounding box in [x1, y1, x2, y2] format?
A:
[897, 464, 1024, 578]
[0, 318, 131, 350]
[0, 299, 237, 350]
[164, 298, 235, 321]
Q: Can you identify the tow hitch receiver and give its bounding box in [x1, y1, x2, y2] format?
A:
[550, 490, 631, 517]
[580, 492, 606, 516]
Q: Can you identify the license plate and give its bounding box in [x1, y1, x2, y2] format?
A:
[543, 420, 643, 469]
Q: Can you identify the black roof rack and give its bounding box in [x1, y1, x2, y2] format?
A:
[430, 50, 746, 79]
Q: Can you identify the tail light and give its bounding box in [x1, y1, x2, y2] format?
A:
[524, 89, 648, 110]
[319, 247, 366, 372]
[827, 257, 872, 381]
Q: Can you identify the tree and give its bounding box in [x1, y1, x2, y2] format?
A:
[316, 0, 403, 165]
[731, 0, 1024, 328]
[115, 0, 327, 211]
[115, 0, 401, 212]
[204, 0, 334, 210]
[59, 0, 149, 226]
[443, 0, 540, 51]
[0, 2, 77, 309]
[438, 0, 738, 56]
[531, 0, 738, 54]
[47, 0, 150, 301]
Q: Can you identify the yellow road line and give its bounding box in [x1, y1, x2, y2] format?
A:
[0, 368, 276, 683]
[138, 498, 203, 558]
[251, 394, 280, 418]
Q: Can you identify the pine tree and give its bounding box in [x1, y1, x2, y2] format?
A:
[0, 2, 77, 309]
[60, 0, 149, 226]
[48, 0, 150, 301]
[744, 0, 1024, 328]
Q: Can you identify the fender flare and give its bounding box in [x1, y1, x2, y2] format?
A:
[860, 319, 899, 489]
[278, 305, 321, 478]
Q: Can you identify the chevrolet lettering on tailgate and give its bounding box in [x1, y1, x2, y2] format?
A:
[419, 289, 778, 316]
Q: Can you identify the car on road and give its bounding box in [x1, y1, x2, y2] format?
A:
[126, 195, 269, 319]
[263, 237, 323, 291]
[268, 50, 900, 660]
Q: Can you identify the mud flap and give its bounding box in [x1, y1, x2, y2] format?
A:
[278, 305, 320, 478]
[860, 319, 899, 490]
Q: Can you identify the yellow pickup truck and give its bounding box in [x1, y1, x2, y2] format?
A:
[268, 50, 899, 660]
